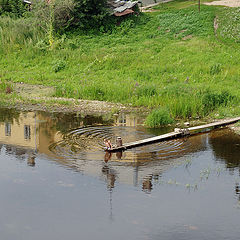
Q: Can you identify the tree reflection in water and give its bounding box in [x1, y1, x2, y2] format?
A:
[27, 153, 36, 167]
[209, 129, 240, 170]
[0, 108, 20, 123]
[142, 175, 153, 193]
[102, 159, 117, 221]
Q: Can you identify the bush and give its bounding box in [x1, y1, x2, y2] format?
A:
[145, 108, 174, 128]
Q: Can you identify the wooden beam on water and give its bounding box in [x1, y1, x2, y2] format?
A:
[108, 117, 240, 152]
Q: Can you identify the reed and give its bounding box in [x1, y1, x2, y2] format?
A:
[145, 108, 174, 127]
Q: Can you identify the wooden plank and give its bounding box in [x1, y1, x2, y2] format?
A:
[108, 117, 240, 152]
[189, 117, 240, 132]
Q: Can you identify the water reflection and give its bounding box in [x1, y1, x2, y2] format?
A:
[104, 151, 112, 163]
[235, 183, 240, 200]
[1, 144, 35, 164]
[1, 108, 240, 191]
[102, 165, 116, 190]
[209, 129, 240, 170]
[27, 153, 36, 167]
[0, 108, 20, 123]
[1, 108, 240, 240]
[142, 175, 153, 193]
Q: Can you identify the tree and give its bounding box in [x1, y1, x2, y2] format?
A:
[71, 0, 109, 29]
[0, 0, 11, 14]
[0, 0, 26, 17]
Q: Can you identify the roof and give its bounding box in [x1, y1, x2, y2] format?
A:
[114, 1, 138, 13]
[108, 1, 139, 15]
[23, 0, 32, 4]
[114, 8, 134, 16]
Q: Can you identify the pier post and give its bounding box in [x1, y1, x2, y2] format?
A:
[116, 137, 123, 147]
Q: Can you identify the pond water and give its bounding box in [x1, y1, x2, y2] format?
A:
[0, 108, 240, 240]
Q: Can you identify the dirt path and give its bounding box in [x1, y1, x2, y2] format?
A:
[204, 0, 240, 7]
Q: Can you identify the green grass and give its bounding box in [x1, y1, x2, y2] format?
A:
[217, 7, 240, 43]
[0, 0, 240, 122]
[145, 108, 174, 127]
[153, 0, 215, 11]
[0, 79, 13, 94]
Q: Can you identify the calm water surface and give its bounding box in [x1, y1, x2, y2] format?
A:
[0, 108, 240, 240]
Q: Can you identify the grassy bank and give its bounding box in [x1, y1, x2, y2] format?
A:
[1, 0, 240, 124]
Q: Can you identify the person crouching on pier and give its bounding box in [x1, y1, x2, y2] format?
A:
[104, 139, 112, 150]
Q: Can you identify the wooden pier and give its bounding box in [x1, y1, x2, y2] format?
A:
[108, 117, 240, 152]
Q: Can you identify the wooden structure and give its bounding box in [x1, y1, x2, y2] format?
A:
[108, 117, 240, 152]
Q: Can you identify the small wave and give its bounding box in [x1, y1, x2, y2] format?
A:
[49, 126, 193, 163]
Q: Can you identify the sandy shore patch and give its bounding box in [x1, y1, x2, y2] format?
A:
[204, 0, 240, 7]
[2, 83, 135, 114]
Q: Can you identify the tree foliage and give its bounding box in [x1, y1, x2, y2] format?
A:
[71, 0, 110, 29]
[54, 0, 75, 31]
[0, 0, 112, 36]
[0, 0, 26, 17]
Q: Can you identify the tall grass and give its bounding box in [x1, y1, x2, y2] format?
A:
[145, 108, 174, 127]
[0, 16, 46, 52]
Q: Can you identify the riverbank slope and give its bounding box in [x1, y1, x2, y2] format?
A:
[1, 0, 240, 121]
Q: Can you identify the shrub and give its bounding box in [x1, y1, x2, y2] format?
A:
[145, 108, 174, 128]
